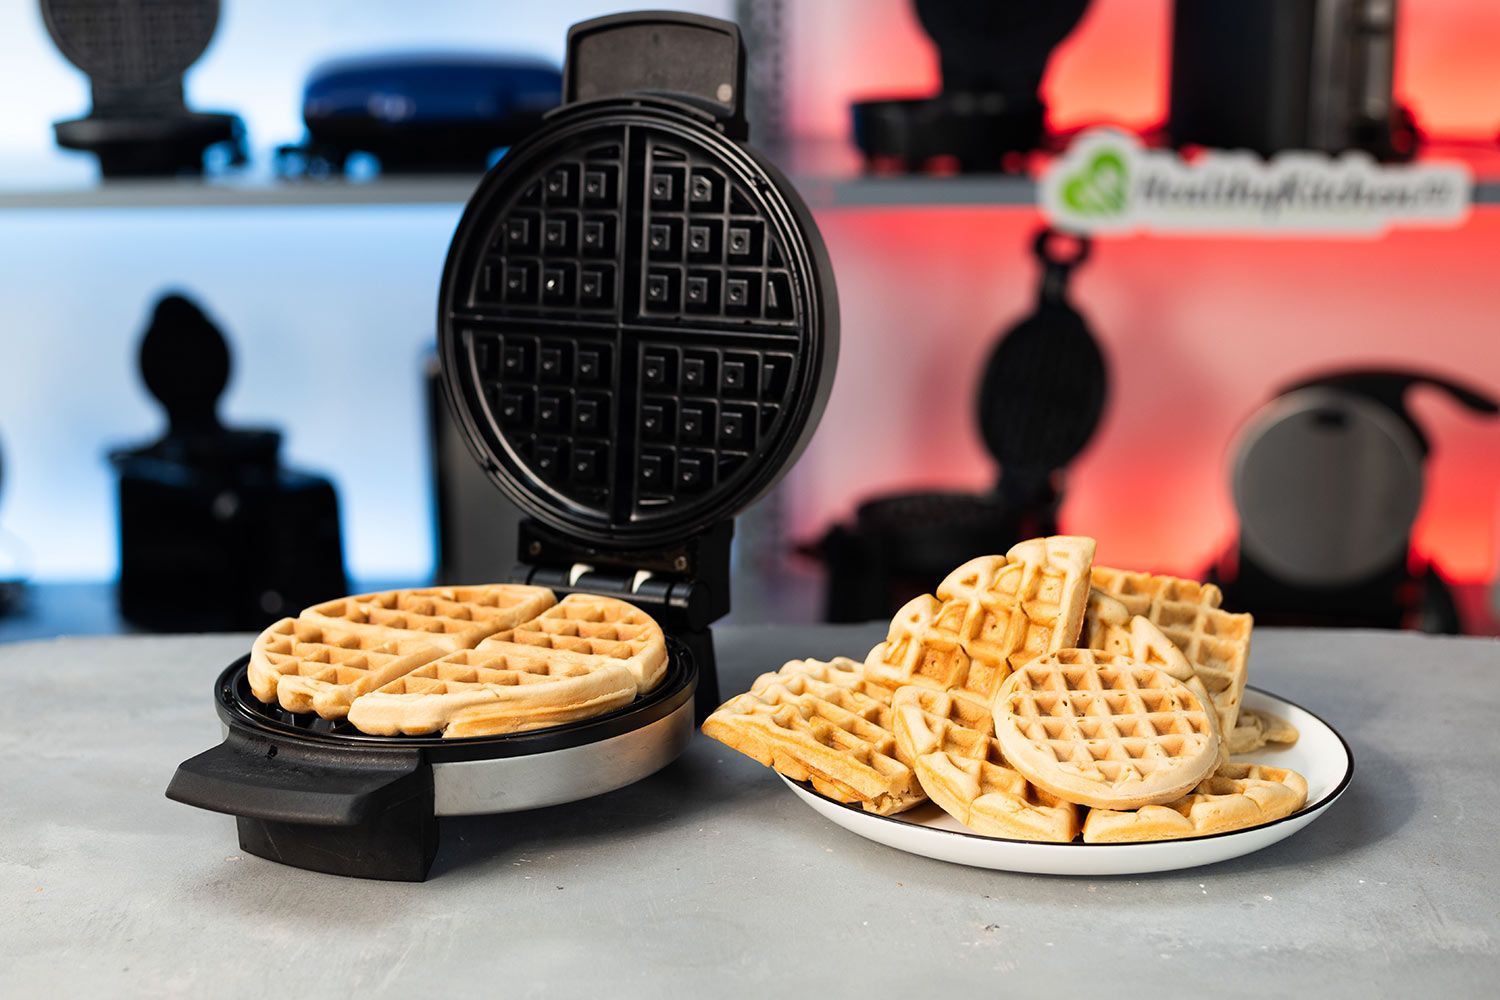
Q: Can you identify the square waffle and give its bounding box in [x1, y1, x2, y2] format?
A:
[891, 685, 1081, 842]
[1089, 568, 1253, 738]
[864, 535, 1094, 699]
[701, 662, 923, 815]
[994, 650, 1221, 810]
[345, 646, 639, 738]
[1082, 762, 1309, 843]
[303, 585, 558, 652]
[477, 593, 668, 692]
[248, 618, 447, 720]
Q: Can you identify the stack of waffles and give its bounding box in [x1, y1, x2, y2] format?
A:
[247, 585, 666, 738]
[704, 536, 1308, 842]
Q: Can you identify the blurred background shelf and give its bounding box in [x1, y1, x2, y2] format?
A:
[7, 170, 1500, 211]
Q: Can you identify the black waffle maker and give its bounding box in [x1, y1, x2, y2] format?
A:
[166, 12, 838, 882]
[42, 0, 246, 177]
[814, 229, 1104, 621]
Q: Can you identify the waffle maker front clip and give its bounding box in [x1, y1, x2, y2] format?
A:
[166, 12, 838, 882]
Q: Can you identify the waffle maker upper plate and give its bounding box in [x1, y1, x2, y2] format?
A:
[166, 12, 839, 883]
[437, 62, 836, 545]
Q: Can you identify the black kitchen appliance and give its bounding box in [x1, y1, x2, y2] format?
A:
[41, 0, 247, 177]
[1215, 369, 1498, 630]
[851, 0, 1090, 172]
[814, 229, 1104, 621]
[110, 293, 346, 631]
[1169, 0, 1414, 160]
[0, 435, 23, 618]
[274, 54, 562, 176]
[167, 12, 838, 882]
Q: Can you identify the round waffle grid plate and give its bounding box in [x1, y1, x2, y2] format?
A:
[439, 101, 836, 548]
[781, 687, 1352, 875]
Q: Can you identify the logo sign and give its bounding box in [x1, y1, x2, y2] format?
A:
[1040, 130, 1471, 236]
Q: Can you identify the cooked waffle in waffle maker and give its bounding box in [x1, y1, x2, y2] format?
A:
[167, 11, 837, 883]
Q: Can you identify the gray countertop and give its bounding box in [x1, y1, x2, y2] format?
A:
[2, 626, 1497, 997]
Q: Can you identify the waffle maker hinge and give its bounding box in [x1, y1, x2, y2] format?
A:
[513, 517, 730, 721]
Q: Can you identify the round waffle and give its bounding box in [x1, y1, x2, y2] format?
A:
[993, 650, 1221, 810]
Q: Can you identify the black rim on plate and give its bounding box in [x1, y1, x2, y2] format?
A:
[789, 685, 1355, 848]
[215, 635, 696, 764]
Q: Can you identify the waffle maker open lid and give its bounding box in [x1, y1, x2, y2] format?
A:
[166, 12, 838, 883]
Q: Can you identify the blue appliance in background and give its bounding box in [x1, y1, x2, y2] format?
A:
[276, 53, 562, 175]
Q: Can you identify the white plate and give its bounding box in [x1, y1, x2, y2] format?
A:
[781, 687, 1353, 876]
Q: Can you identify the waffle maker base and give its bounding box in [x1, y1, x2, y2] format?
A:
[167, 637, 695, 881]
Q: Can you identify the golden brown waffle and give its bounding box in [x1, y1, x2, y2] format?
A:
[1089, 569, 1252, 738]
[994, 650, 1221, 810]
[701, 664, 923, 815]
[1081, 762, 1308, 842]
[917, 755, 1084, 843]
[247, 618, 447, 719]
[864, 536, 1094, 699]
[303, 585, 557, 652]
[891, 685, 1081, 842]
[1229, 708, 1300, 755]
[747, 656, 897, 704]
[1090, 566, 1222, 615]
[890, 685, 996, 767]
[346, 646, 638, 737]
[1082, 592, 1220, 757]
[478, 593, 668, 692]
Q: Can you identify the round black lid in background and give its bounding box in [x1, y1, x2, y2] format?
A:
[438, 93, 837, 549]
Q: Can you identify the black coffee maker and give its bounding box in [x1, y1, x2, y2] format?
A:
[110, 294, 346, 630]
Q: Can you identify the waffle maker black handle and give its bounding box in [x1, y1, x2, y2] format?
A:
[166, 728, 436, 881]
[564, 11, 747, 135]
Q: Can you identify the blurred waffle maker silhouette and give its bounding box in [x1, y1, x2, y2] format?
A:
[41, 0, 246, 176]
[851, 0, 1090, 172]
[1215, 369, 1498, 631]
[274, 54, 562, 176]
[166, 12, 838, 881]
[110, 293, 346, 630]
[815, 229, 1105, 621]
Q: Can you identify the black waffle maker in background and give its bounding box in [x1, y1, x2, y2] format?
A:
[166, 12, 838, 882]
[42, 0, 246, 177]
[813, 229, 1105, 621]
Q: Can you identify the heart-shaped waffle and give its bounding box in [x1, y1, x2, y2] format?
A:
[702, 661, 923, 815]
[302, 585, 557, 652]
[477, 593, 668, 693]
[891, 685, 1082, 842]
[864, 535, 1094, 699]
[993, 649, 1221, 810]
[1081, 762, 1308, 842]
[346, 646, 639, 738]
[248, 617, 447, 719]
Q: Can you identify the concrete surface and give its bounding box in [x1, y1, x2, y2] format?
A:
[2, 626, 1497, 997]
